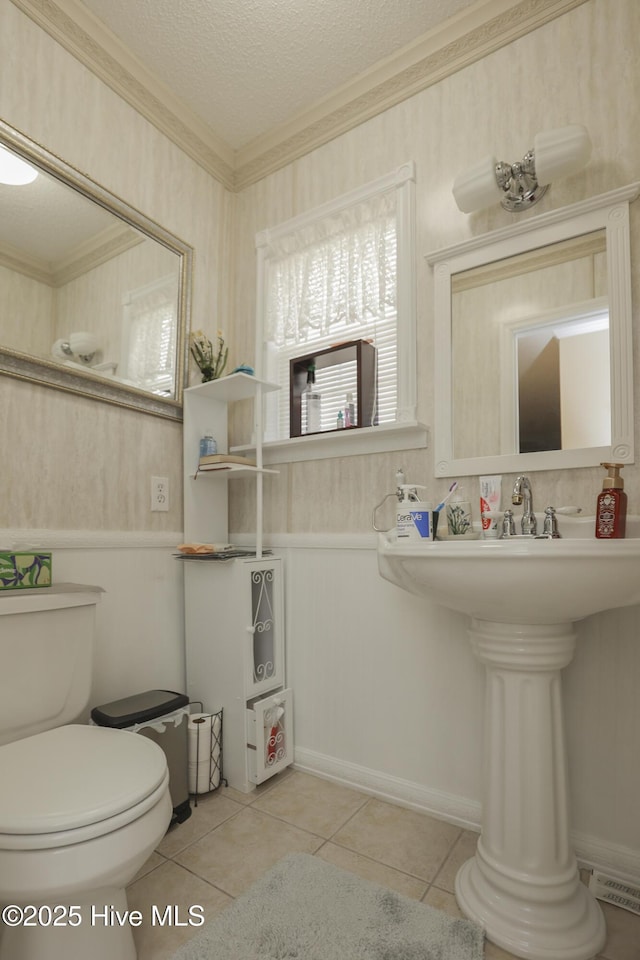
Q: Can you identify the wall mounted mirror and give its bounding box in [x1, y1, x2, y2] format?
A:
[427, 184, 639, 477]
[0, 119, 193, 420]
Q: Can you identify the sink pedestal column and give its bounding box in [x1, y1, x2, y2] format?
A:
[456, 619, 606, 960]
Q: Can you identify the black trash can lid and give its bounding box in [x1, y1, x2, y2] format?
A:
[91, 689, 189, 728]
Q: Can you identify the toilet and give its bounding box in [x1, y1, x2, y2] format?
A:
[0, 583, 172, 960]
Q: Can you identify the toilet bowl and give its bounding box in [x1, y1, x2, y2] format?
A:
[0, 724, 172, 960]
[0, 583, 173, 958]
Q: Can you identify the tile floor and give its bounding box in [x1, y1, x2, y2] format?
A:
[127, 769, 639, 960]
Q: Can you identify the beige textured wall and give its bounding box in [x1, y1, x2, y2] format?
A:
[0, 263, 54, 355]
[2, 0, 639, 536]
[53, 239, 179, 374]
[452, 252, 604, 459]
[0, 1, 232, 532]
[230, 0, 640, 535]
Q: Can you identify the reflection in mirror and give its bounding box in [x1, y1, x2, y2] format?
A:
[0, 120, 192, 419]
[428, 184, 639, 477]
[451, 232, 609, 459]
[513, 299, 609, 453]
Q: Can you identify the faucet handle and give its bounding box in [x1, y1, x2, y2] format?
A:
[499, 509, 517, 538]
[540, 506, 561, 538]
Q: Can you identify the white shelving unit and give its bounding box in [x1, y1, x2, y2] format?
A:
[183, 372, 279, 557]
[194, 462, 278, 477]
[182, 374, 294, 793]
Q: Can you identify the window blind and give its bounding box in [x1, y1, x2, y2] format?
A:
[263, 190, 398, 439]
[123, 277, 177, 396]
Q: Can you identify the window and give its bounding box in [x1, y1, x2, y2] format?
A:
[254, 163, 421, 461]
[121, 276, 178, 396]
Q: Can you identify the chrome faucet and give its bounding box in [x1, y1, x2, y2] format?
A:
[512, 475, 537, 536]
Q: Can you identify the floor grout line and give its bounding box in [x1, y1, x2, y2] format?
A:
[128, 772, 639, 960]
[429, 826, 465, 888]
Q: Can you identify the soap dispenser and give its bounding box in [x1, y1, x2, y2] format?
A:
[595, 462, 627, 539]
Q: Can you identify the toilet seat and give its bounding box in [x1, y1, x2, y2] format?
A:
[0, 724, 168, 849]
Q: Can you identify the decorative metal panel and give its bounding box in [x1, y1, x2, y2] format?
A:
[263, 700, 286, 769]
[251, 568, 276, 684]
[247, 688, 293, 785]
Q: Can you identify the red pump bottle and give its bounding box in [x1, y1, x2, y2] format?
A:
[595, 462, 627, 539]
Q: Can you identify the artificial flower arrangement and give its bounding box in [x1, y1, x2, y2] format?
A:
[189, 329, 228, 382]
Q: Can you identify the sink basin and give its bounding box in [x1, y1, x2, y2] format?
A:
[378, 515, 640, 623]
[377, 515, 640, 960]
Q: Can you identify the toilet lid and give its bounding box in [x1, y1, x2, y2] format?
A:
[0, 724, 168, 834]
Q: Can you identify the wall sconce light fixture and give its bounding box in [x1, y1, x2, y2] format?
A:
[452, 124, 592, 214]
[52, 332, 101, 365]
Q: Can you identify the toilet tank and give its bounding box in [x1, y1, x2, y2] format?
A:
[0, 583, 103, 746]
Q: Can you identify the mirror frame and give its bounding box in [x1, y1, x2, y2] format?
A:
[427, 183, 640, 477]
[0, 119, 193, 420]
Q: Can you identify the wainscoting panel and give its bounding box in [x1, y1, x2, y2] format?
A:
[0, 529, 186, 710]
[236, 533, 640, 883]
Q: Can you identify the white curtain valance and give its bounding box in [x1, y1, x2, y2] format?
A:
[124, 276, 177, 385]
[265, 191, 397, 346]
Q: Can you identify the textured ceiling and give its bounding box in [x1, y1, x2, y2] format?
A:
[0, 171, 116, 263]
[79, 0, 479, 150]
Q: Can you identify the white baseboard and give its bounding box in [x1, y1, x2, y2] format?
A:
[572, 831, 640, 885]
[294, 747, 640, 884]
[293, 746, 482, 831]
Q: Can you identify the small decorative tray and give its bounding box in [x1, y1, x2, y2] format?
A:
[174, 543, 271, 560]
[176, 543, 233, 555]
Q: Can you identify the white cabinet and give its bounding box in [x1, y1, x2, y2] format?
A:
[182, 374, 293, 793]
[246, 687, 294, 784]
[185, 556, 292, 791]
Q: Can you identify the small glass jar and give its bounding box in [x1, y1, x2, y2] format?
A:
[199, 434, 217, 458]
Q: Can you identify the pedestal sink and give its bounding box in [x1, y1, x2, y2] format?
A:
[378, 518, 640, 960]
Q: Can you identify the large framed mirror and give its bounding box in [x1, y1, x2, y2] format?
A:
[0, 119, 193, 420]
[427, 184, 639, 477]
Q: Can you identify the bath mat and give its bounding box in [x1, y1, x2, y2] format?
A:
[170, 852, 484, 959]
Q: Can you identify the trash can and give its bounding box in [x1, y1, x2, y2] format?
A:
[91, 689, 191, 826]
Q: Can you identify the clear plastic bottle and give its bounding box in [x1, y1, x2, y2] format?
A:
[303, 363, 321, 434]
[344, 392, 355, 427]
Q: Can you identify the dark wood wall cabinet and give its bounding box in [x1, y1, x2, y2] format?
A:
[289, 339, 377, 437]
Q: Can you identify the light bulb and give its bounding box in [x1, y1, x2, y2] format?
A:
[452, 155, 500, 213]
[534, 124, 592, 186]
[0, 145, 38, 186]
[69, 332, 99, 363]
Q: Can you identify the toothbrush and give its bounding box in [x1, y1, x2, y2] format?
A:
[435, 481, 458, 512]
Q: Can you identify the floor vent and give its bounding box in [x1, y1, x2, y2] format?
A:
[589, 870, 640, 916]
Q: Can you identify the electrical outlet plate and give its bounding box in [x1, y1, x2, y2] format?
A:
[151, 476, 169, 512]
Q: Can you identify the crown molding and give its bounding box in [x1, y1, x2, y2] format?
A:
[11, 0, 589, 193]
[0, 222, 142, 285]
[10, 0, 236, 189]
[52, 221, 144, 286]
[0, 240, 51, 285]
[233, 0, 590, 189]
